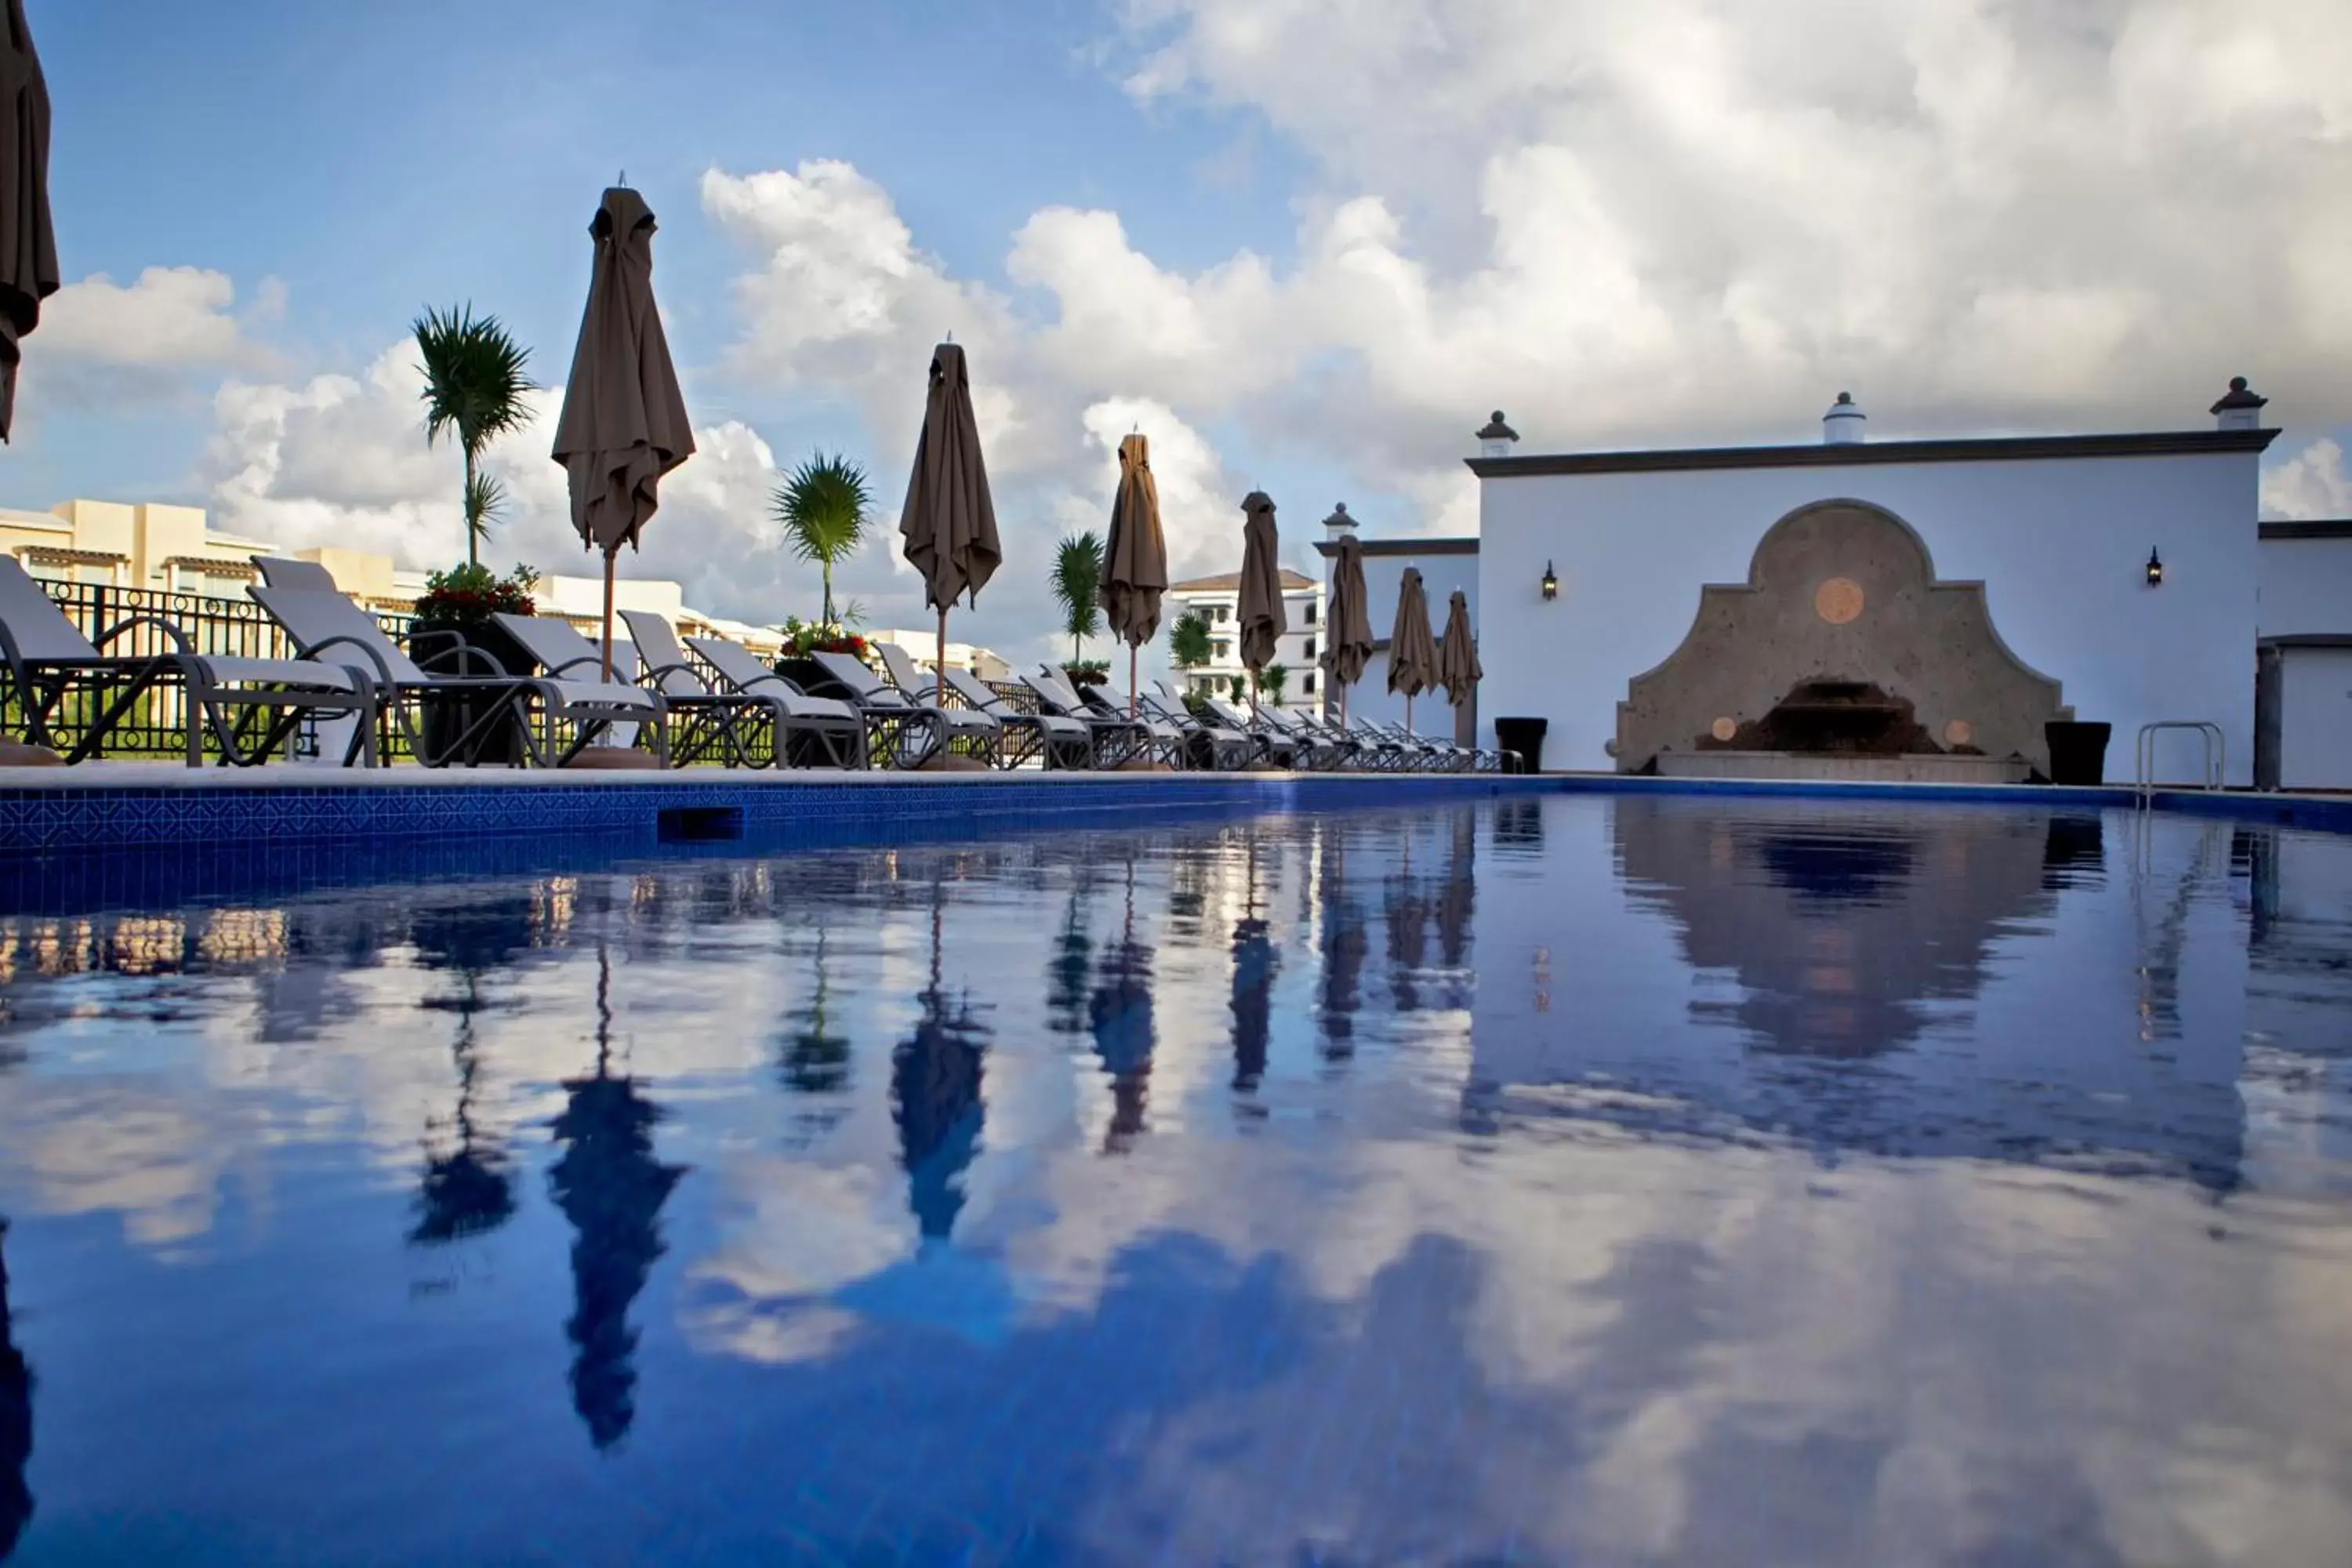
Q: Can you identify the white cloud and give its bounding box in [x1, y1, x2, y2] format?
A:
[37, 267, 284, 404]
[2261, 438, 2352, 521]
[201, 340, 802, 626]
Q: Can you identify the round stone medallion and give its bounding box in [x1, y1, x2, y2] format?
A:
[1814, 576, 1866, 625]
[1710, 716, 1738, 742]
[1943, 718, 1974, 748]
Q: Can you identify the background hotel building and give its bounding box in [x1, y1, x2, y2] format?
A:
[0, 497, 785, 656]
[1163, 568, 1324, 710]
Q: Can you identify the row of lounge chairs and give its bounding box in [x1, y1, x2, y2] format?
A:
[0, 554, 1507, 772]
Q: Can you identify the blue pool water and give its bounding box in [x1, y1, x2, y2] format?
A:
[2, 794, 2350, 1566]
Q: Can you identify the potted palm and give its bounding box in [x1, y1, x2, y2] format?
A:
[1169, 611, 1212, 717]
[1052, 531, 1103, 683]
[412, 305, 537, 764]
[409, 558, 538, 764]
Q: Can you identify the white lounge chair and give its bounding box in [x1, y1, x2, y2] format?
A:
[252, 585, 649, 768]
[684, 635, 884, 770]
[0, 555, 374, 767]
[1021, 665, 1147, 768]
[622, 612, 862, 769]
[488, 614, 672, 765]
[807, 649, 1000, 769]
[873, 642, 1090, 770]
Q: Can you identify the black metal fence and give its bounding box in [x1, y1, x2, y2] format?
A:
[4, 581, 421, 763]
[4, 580, 1049, 766]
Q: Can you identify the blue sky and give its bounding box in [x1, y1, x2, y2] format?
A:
[12, 0, 2350, 654]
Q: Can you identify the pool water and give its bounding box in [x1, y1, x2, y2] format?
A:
[2, 796, 2350, 1566]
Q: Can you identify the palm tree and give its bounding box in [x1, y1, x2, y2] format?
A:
[413, 305, 535, 569]
[773, 452, 873, 626]
[1168, 610, 1211, 674]
[1258, 662, 1290, 708]
[1052, 532, 1104, 665]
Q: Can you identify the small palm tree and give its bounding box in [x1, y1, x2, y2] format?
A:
[413, 304, 535, 569]
[1052, 532, 1104, 664]
[1258, 662, 1290, 708]
[1168, 610, 1211, 673]
[773, 452, 873, 626]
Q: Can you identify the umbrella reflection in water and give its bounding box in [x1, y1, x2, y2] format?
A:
[894, 886, 990, 1241]
[1, 1218, 31, 1561]
[1317, 826, 1368, 1060]
[550, 939, 686, 1451]
[1230, 834, 1278, 1094]
[1091, 859, 1157, 1152]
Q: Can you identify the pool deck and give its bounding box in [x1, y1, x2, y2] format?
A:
[0, 763, 2347, 855]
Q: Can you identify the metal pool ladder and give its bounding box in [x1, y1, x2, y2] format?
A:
[2134, 720, 2224, 808]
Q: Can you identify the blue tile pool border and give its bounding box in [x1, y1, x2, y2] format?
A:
[0, 768, 2347, 865]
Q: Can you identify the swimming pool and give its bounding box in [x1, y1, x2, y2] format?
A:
[0, 794, 2348, 1564]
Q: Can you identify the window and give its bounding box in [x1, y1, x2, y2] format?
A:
[1303, 637, 1317, 661]
[1212, 641, 1230, 662]
[1303, 673, 1317, 695]
[1305, 602, 1319, 626]
[1214, 605, 1230, 623]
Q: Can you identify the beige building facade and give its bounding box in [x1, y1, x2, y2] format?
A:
[1, 498, 781, 655]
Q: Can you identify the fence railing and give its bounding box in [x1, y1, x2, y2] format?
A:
[6, 579, 1053, 764]
[5, 581, 420, 763]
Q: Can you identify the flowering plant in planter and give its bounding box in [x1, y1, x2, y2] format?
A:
[412, 562, 537, 629]
[774, 615, 871, 662]
[1062, 659, 1109, 688]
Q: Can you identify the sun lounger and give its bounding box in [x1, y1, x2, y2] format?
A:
[684, 636, 898, 770]
[252, 583, 648, 768]
[1193, 691, 1308, 770]
[873, 642, 1089, 769]
[252, 557, 341, 593]
[1, 556, 374, 767]
[1095, 680, 1251, 771]
[1253, 704, 1359, 771]
[488, 614, 674, 765]
[623, 612, 861, 768]
[1022, 666, 1147, 768]
[803, 648, 1000, 769]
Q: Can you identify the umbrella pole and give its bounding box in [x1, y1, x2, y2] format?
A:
[1405, 693, 1414, 735]
[936, 605, 949, 709]
[1128, 643, 1138, 720]
[601, 549, 617, 684]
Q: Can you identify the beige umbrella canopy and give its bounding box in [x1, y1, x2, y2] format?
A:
[1320, 532, 1373, 725]
[1438, 589, 1481, 708]
[0, 0, 58, 444]
[1387, 566, 1439, 733]
[1102, 434, 1167, 719]
[898, 343, 1002, 706]
[551, 187, 696, 679]
[1236, 492, 1287, 710]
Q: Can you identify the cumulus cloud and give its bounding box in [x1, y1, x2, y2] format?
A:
[201, 339, 797, 624]
[37, 266, 284, 401]
[1107, 0, 2352, 455]
[2261, 438, 2352, 521]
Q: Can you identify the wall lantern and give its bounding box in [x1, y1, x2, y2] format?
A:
[1540, 561, 1559, 601]
[2145, 547, 2164, 587]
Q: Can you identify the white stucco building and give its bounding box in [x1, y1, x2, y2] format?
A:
[1166, 568, 1323, 708]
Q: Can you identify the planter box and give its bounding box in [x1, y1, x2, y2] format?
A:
[411, 622, 533, 767]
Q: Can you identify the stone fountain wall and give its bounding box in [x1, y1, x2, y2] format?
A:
[1616, 500, 2071, 775]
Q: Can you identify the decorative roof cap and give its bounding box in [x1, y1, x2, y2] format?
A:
[2210, 376, 2267, 414]
[1475, 411, 1518, 441]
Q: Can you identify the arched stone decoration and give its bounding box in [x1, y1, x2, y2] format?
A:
[1616, 500, 2070, 775]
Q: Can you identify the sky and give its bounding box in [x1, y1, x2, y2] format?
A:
[11, 0, 2352, 666]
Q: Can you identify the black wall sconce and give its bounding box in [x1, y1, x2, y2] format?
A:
[1540, 561, 1559, 601]
[2145, 547, 2164, 586]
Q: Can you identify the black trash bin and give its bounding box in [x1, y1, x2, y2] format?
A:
[1494, 717, 1548, 775]
[2044, 721, 2112, 787]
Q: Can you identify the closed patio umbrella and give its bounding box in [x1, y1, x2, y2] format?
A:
[1102, 434, 1167, 720]
[899, 343, 1002, 708]
[1236, 492, 1287, 717]
[0, 0, 59, 443]
[1388, 566, 1439, 735]
[1321, 533, 1373, 727]
[552, 186, 695, 681]
[1437, 588, 1481, 711]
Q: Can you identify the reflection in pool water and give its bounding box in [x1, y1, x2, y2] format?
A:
[0, 797, 2349, 1564]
